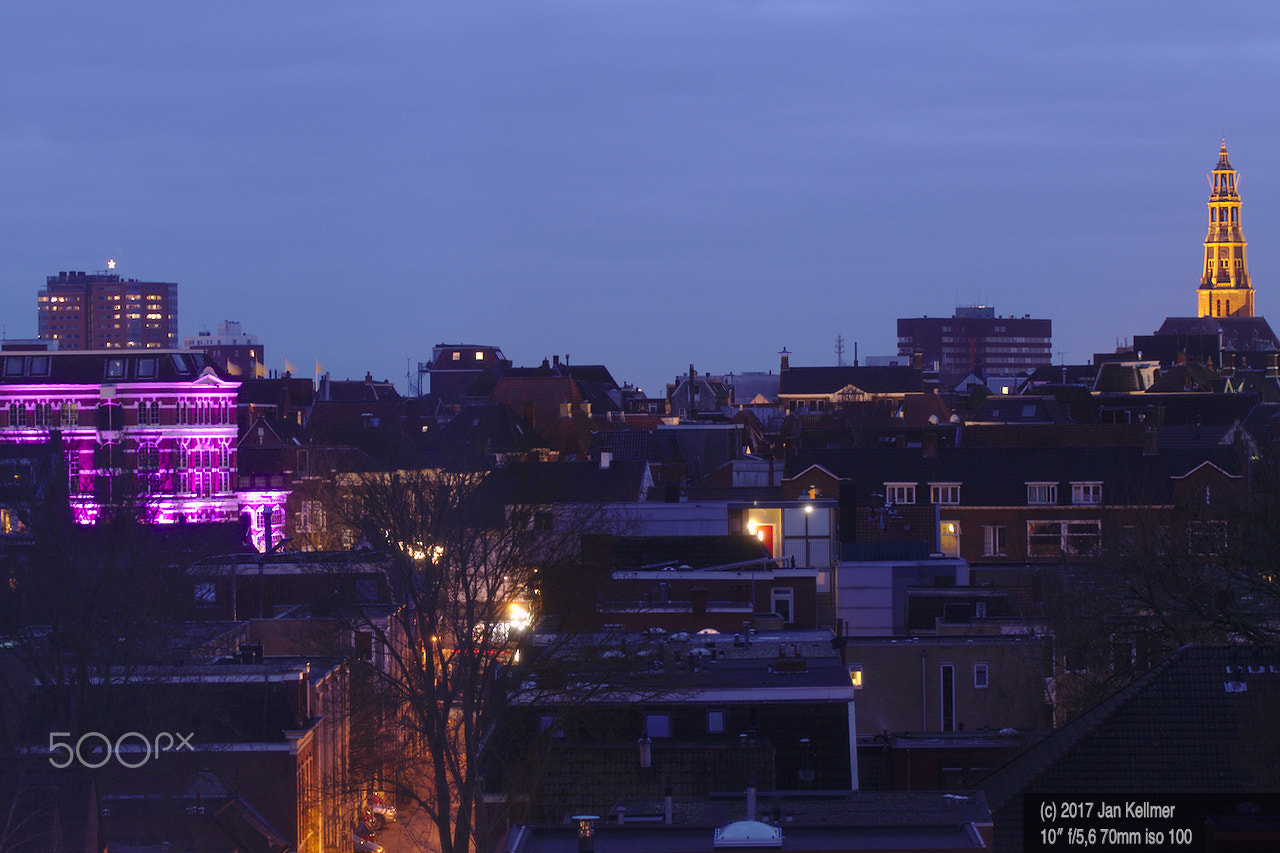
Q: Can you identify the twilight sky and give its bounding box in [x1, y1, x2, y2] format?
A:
[5, 2, 1280, 396]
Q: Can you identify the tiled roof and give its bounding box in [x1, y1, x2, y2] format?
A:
[590, 534, 772, 570]
[588, 429, 684, 464]
[1156, 316, 1280, 351]
[478, 460, 651, 505]
[778, 366, 924, 396]
[791, 443, 1242, 506]
[431, 404, 548, 456]
[983, 645, 1280, 849]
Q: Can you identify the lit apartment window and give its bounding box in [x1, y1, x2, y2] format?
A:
[849, 664, 863, 689]
[1071, 482, 1102, 505]
[885, 483, 916, 505]
[475, 351, 484, 360]
[930, 483, 961, 504]
[1026, 482, 1058, 505]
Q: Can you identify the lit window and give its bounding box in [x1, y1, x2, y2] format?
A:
[1071, 482, 1102, 505]
[452, 351, 460, 361]
[849, 664, 863, 689]
[885, 483, 916, 505]
[474, 351, 484, 361]
[974, 662, 989, 689]
[1026, 483, 1058, 505]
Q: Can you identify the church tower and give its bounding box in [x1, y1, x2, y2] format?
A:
[1198, 141, 1254, 318]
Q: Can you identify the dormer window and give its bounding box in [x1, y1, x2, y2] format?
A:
[1071, 482, 1103, 505]
[1026, 482, 1058, 505]
[930, 483, 961, 504]
[885, 483, 916, 505]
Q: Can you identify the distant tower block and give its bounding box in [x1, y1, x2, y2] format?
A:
[1198, 141, 1255, 319]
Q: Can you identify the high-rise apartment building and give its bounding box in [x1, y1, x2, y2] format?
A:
[1199, 140, 1254, 319]
[897, 305, 1052, 384]
[38, 267, 178, 350]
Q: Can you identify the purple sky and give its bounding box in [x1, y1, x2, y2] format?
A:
[5, 2, 1280, 395]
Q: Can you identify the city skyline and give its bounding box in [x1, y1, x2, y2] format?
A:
[5, 3, 1280, 394]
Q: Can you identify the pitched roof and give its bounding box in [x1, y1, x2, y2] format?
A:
[778, 366, 924, 396]
[1156, 316, 1280, 351]
[590, 534, 772, 570]
[791, 443, 1242, 506]
[982, 645, 1280, 849]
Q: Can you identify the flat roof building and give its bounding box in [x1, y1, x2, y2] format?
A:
[897, 305, 1051, 386]
[38, 266, 178, 350]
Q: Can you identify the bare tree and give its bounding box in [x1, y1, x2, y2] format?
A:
[334, 466, 617, 853]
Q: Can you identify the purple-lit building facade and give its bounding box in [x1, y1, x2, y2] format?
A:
[0, 349, 287, 550]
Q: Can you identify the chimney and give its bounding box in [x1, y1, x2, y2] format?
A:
[779, 348, 790, 372]
[922, 431, 938, 458]
[599, 451, 612, 470]
[365, 371, 373, 383]
[746, 784, 757, 821]
[691, 586, 707, 616]
[1223, 352, 1236, 378]
[575, 816, 598, 853]
[664, 784, 674, 825]
[553, 354, 560, 367]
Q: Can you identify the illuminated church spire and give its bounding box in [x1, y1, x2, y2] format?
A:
[1198, 140, 1254, 318]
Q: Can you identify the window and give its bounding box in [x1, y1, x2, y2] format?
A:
[1071, 482, 1102, 505]
[982, 525, 1007, 556]
[707, 710, 725, 734]
[67, 451, 79, 494]
[105, 358, 126, 379]
[193, 582, 217, 605]
[1026, 482, 1058, 505]
[452, 351, 461, 361]
[1027, 520, 1101, 556]
[974, 662, 989, 689]
[533, 511, 554, 532]
[885, 483, 916, 505]
[3, 358, 24, 377]
[930, 483, 961, 504]
[644, 714, 671, 738]
[1189, 520, 1227, 556]
[940, 664, 955, 731]
[782, 505, 831, 568]
[849, 664, 863, 689]
[7, 404, 24, 428]
[60, 402, 77, 427]
[29, 356, 49, 376]
[474, 351, 484, 360]
[939, 520, 960, 557]
[770, 587, 794, 624]
[136, 358, 157, 378]
[150, 401, 160, 425]
[538, 716, 564, 737]
[301, 500, 325, 534]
